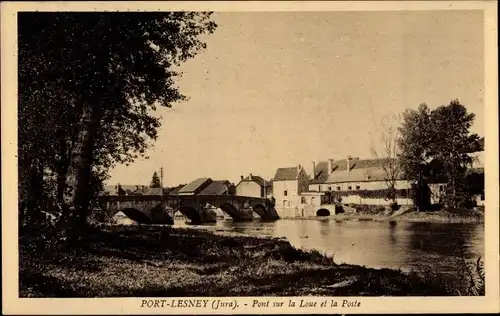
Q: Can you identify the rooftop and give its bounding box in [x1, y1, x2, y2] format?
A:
[177, 178, 212, 194]
[310, 158, 405, 184]
[238, 174, 272, 187]
[273, 166, 301, 181]
[198, 180, 233, 195]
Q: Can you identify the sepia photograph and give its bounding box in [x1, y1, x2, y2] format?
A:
[2, 1, 499, 314]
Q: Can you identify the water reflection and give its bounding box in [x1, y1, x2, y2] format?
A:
[388, 221, 397, 244]
[173, 218, 484, 277]
[319, 219, 330, 238]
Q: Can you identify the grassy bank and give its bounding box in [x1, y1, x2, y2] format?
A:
[20, 226, 471, 297]
[281, 211, 484, 224]
[331, 210, 484, 224]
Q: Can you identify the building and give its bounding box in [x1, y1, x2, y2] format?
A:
[176, 178, 213, 195]
[176, 178, 235, 196]
[103, 184, 163, 196]
[199, 180, 235, 195]
[308, 156, 413, 206]
[235, 174, 272, 198]
[272, 165, 310, 215]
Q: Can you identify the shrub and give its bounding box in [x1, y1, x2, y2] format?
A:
[375, 206, 386, 213]
[349, 204, 385, 214]
[454, 242, 485, 296]
[390, 202, 400, 211]
[331, 188, 412, 199]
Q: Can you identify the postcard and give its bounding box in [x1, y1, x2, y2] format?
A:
[2, 1, 499, 314]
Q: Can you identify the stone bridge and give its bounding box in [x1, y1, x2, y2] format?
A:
[97, 194, 280, 224]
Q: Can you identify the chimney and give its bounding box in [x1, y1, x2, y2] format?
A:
[328, 159, 333, 175]
[312, 161, 316, 179]
[240, 175, 244, 180]
[347, 155, 352, 173]
[249, 173, 252, 180]
[298, 164, 302, 173]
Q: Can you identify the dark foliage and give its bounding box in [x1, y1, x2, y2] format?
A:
[330, 188, 412, 199]
[398, 101, 482, 210]
[150, 172, 161, 188]
[18, 12, 217, 241]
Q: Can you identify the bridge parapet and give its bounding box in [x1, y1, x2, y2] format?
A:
[97, 194, 279, 223]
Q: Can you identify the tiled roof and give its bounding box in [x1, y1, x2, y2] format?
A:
[105, 184, 164, 195]
[310, 161, 330, 183]
[239, 175, 272, 188]
[311, 158, 406, 184]
[199, 180, 233, 195]
[119, 185, 145, 192]
[165, 184, 186, 195]
[273, 167, 300, 181]
[178, 178, 212, 194]
[143, 187, 163, 195]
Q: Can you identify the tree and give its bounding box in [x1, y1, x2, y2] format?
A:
[398, 101, 481, 210]
[398, 104, 433, 210]
[428, 100, 481, 208]
[150, 172, 161, 188]
[18, 12, 217, 242]
[370, 114, 402, 205]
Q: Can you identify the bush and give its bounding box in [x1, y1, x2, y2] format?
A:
[390, 202, 400, 211]
[349, 204, 385, 214]
[334, 204, 344, 214]
[332, 188, 412, 199]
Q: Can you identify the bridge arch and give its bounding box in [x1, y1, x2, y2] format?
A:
[216, 202, 254, 221]
[147, 204, 174, 224]
[217, 203, 240, 220]
[316, 208, 331, 217]
[116, 208, 152, 224]
[179, 206, 202, 224]
[251, 204, 268, 219]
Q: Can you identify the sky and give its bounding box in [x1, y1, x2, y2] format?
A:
[107, 10, 485, 187]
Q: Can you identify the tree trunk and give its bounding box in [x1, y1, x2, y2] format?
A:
[52, 103, 102, 244]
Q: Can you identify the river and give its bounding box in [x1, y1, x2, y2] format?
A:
[173, 218, 484, 276]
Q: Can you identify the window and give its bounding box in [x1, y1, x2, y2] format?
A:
[356, 185, 360, 190]
[283, 200, 287, 207]
[284, 190, 288, 196]
[337, 186, 341, 191]
[348, 186, 352, 190]
[439, 185, 444, 192]
[301, 197, 306, 204]
[328, 186, 332, 191]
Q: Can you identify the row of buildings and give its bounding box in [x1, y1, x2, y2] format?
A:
[106, 143, 484, 218]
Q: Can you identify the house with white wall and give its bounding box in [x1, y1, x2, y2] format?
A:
[272, 165, 309, 216]
[235, 174, 272, 198]
[308, 156, 413, 206]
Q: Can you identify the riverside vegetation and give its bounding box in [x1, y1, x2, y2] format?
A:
[335, 204, 485, 223]
[20, 225, 484, 297]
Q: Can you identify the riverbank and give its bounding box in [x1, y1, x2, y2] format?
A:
[20, 225, 469, 297]
[280, 210, 484, 224]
